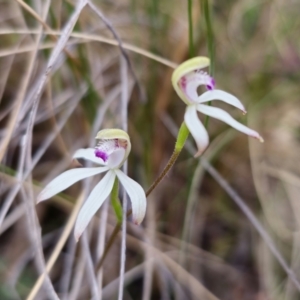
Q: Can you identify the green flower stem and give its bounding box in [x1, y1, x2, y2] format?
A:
[204, 114, 209, 128]
[175, 121, 190, 152]
[187, 0, 194, 58]
[111, 177, 122, 223]
[96, 122, 190, 273]
[202, 0, 215, 76]
[202, 0, 215, 128]
[146, 121, 190, 196]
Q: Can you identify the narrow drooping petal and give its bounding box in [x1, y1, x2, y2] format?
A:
[197, 104, 264, 142]
[115, 169, 146, 225]
[184, 106, 209, 157]
[37, 167, 109, 202]
[74, 170, 116, 241]
[197, 90, 246, 113]
[73, 148, 106, 165]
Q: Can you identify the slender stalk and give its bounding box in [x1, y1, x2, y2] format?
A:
[187, 0, 194, 58]
[111, 178, 122, 223]
[146, 150, 180, 197]
[146, 121, 190, 196]
[202, 0, 215, 76]
[95, 223, 122, 271]
[202, 0, 215, 127]
[204, 113, 209, 128]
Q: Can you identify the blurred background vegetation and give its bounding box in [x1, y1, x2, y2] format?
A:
[0, 0, 300, 299]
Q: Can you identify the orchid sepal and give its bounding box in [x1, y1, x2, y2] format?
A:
[37, 166, 109, 203]
[74, 170, 116, 241]
[196, 104, 264, 142]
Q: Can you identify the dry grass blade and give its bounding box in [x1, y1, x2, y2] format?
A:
[96, 201, 109, 300]
[0, 33, 41, 162]
[0, 29, 177, 68]
[142, 200, 156, 300]
[118, 55, 129, 300]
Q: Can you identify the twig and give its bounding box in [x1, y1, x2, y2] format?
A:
[95, 223, 122, 271]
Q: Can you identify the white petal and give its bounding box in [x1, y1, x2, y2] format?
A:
[37, 167, 109, 202]
[197, 90, 246, 113]
[197, 104, 263, 141]
[115, 170, 146, 225]
[185, 81, 199, 102]
[184, 106, 209, 157]
[185, 74, 214, 103]
[73, 148, 107, 165]
[107, 148, 126, 169]
[74, 170, 116, 241]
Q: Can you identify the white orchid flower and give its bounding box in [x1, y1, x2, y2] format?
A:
[37, 129, 146, 241]
[172, 57, 263, 157]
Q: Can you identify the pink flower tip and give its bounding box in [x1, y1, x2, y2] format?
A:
[133, 218, 142, 226]
[193, 146, 208, 158]
[252, 133, 264, 143]
[258, 136, 264, 143]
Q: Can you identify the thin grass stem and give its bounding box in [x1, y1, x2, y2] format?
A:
[118, 55, 129, 300]
[187, 0, 195, 58]
[202, 0, 215, 128]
